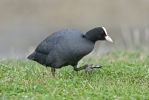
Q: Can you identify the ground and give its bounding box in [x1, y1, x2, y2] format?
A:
[0, 49, 149, 100]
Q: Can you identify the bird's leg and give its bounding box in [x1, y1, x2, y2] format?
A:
[51, 68, 56, 76]
[73, 64, 88, 71]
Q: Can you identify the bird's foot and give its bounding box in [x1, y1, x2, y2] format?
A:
[84, 64, 102, 72]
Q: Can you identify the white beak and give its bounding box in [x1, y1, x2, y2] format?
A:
[105, 36, 113, 42]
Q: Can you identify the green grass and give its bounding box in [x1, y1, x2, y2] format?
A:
[0, 50, 149, 100]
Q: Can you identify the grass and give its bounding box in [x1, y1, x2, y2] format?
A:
[0, 50, 149, 100]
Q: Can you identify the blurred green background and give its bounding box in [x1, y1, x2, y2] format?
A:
[0, 0, 149, 59]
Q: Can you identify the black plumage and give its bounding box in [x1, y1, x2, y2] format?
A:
[27, 27, 113, 76]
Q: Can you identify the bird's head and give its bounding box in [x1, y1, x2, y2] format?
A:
[85, 27, 113, 42]
[99, 27, 113, 42]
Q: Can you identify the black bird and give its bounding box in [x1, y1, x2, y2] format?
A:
[27, 27, 113, 76]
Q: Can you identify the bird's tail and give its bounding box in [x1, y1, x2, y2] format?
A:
[27, 52, 36, 60]
[27, 51, 47, 65]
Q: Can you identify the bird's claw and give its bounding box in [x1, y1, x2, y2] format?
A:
[84, 64, 102, 72]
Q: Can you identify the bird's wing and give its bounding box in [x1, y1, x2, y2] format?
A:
[35, 29, 84, 55]
[35, 34, 62, 55]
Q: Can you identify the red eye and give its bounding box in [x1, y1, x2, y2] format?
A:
[102, 31, 105, 34]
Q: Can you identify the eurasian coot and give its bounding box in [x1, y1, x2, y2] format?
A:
[27, 27, 113, 76]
